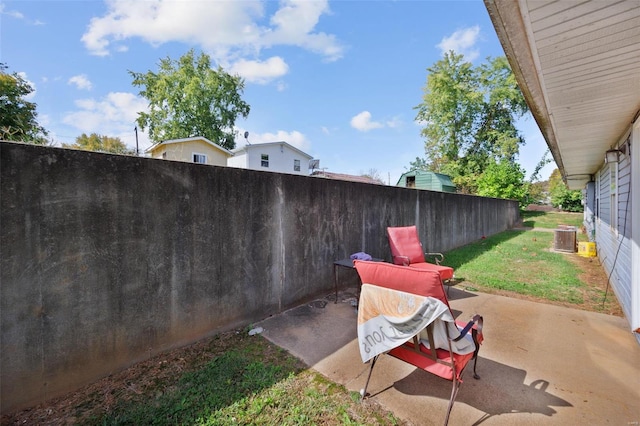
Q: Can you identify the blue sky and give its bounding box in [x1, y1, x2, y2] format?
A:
[1, 0, 555, 184]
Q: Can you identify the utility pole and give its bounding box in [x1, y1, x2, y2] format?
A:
[134, 126, 139, 155]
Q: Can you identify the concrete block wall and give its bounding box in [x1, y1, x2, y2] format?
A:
[0, 142, 520, 413]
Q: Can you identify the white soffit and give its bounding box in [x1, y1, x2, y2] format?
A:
[486, 0, 640, 189]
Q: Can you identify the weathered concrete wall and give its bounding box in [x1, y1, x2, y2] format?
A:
[0, 142, 520, 413]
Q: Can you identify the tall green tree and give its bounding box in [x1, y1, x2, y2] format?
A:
[62, 133, 135, 155]
[130, 49, 250, 150]
[0, 63, 49, 144]
[476, 160, 530, 209]
[528, 180, 550, 205]
[474, 56, 528, 162]
[413, 52, 529, 194]
[413, 52, 481, 178]
[548, 168, 583, 212]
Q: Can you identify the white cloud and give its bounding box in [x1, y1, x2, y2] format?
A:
[386, 116, 402, 129]
[39, 113, 51, 127]
[81, 0, 344, 66]
[229, 56, 289, 84]
[62, 92, 150, 149]
[265, 0, 342, 61]
[0, 4, 24, 19]
[350, 111, 383, 132]
[1, 4, 44, 25]
[68, 74, 93, 91]
[437, 26, 481, 61]
[82, 1, 263, 57]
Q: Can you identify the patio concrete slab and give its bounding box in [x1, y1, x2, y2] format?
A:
[256, 287, 640, 425]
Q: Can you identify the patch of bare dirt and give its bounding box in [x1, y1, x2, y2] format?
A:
[567, 254, 624, 317]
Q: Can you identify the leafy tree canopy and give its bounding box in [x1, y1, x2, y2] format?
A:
[130, 49, 250, 150]
[528, 180, 550, 205]
[62, 133, 135, 155]
[548, 168, 583, 212]
[0, 63, 49, 144]
[476, 160, 531, 209]
[413, 52, 529, 194]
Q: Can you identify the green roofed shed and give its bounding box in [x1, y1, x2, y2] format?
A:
[396, 170, 457, 193]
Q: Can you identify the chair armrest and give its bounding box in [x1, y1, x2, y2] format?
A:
[453, 314, 483, 342]
[425, 252, 444, 265]
[451, 314, 483, 379]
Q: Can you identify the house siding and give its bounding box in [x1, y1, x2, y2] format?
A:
[150, 139, 230, 166]
[632, 118, 640, 336]
[397, 171, 456, 192]
[614, 147, 633, 317]
[228, 143, 311, 176]
[227, 151, 248, 168]
[593, 131, 635, 339]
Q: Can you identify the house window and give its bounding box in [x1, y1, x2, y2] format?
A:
[193, 153, 207, 164]
[261, 154, 269, 167]
[294, 159, 301, 171]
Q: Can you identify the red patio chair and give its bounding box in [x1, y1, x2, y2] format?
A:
[354, 260, 483, 426]
[387, 225, 455, 286]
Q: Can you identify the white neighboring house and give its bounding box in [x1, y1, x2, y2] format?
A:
[145, 136, 233, 166]
[227, 141, 314, 176]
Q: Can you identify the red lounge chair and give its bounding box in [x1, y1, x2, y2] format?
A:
[354, 260, 483, 426]
[387, 225, 455, 284]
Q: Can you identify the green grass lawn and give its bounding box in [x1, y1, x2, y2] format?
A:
[443, 211, 618, 312]
[521, 210, 583, 229]
[444, 230, 585, 303]
[14, 331, 400, 426]
[92, 349, 394, 425]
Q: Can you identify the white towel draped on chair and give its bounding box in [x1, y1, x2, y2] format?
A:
[357, 283, 475, 363]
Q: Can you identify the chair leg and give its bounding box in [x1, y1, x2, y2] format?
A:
[443, 378, 461, 426]
[472, 354, 480, 379]
[472, 330, 481, 379]
[360, 355, 378, 400]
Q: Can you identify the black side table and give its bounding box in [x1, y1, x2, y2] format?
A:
[333, 258, 383, 303]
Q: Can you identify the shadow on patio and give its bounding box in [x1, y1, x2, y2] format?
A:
[257, 286, 640, 425]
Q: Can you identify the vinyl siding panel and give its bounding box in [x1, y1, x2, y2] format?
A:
[595, 142, 633, 322]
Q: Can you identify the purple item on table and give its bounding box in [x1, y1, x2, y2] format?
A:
[350, 252, 372, 261]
